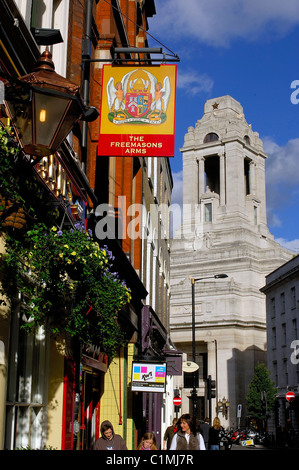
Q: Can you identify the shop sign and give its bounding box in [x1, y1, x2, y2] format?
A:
[98, 65, 177, 157]
[82, 344, 108, 373]
[131, 361, 166, 392]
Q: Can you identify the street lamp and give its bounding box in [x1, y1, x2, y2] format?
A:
[190, 274, 228, 424]
[4, 48, 98, 158]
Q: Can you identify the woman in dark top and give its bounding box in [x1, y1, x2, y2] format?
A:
[209, 417, 221, 450]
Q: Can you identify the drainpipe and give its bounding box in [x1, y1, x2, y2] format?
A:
[81, 0, 93, 173]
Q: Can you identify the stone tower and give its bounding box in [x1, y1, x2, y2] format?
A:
[170, 96, 292, 427]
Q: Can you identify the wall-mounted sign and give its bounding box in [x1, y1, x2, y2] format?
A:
[131, 362, 166, 393]
[182, 361, 199, 373]
[98, 65, 177, 157]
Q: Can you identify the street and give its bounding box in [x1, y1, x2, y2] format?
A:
[229, 443, 298, 451]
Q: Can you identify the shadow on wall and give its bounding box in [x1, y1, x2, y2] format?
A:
[227, 346, 266, 427]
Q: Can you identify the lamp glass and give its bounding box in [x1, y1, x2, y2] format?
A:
[34, 92, 69, 147]
[5, 88, 33, 147]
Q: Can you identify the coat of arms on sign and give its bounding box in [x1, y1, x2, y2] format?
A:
[106, 68, 171, 125]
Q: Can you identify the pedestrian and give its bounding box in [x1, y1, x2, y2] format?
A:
[200, 417, 210, 449]
[93, 420, 127, 450]
[208, 417, 221, 450]
[163, 418, 178, 450]
[137, 432, 157, 450]
[169, 413, 206, 450]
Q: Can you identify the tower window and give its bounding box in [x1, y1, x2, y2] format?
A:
[204, 203, 212, 222]
[204, 155, 220, 194]
[203, 132, 219, 143]
[244, 158, 250, 195]
[254, 206, 258, 225]
[244, 135, 250, 145]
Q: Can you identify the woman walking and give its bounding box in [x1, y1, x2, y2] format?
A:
[170, 414, 205, 450]
[209, 417, 222, 450]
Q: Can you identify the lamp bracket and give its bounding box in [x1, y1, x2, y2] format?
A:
[82, 47, 180, 64]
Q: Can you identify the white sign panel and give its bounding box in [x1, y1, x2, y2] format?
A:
[131, 362, 166, 393]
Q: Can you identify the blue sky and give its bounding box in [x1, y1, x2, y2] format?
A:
[148, 0, 299, 250]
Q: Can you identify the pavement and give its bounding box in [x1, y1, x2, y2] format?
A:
[229, 443, 299, 451]
[231, 443, 267, 450]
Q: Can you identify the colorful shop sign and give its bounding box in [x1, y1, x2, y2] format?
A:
[131, 362, 166, 393]
[98, 65, 177, 157]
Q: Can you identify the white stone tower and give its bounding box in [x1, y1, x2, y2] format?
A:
[170, 96, 292, 427]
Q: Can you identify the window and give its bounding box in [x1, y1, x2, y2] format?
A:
[204, 203, 212, 222]
[5, 299, 49, 449]
[244, 158, 250, 195]
[292, 318, 298, 340]
[203, 132, 219, 144]
[291, 286, 296, 309]
[273, 361, 278, 386]
[283, 359, 288, 386]
[244, 135, 250, 145]
[282, 323, 286, 346]
[271, 297, 276, 318]
[204, 155, 220, 194]
[254, 206, 258, 225]
[272, 327, 276, 349]
[280, 292, 285, 314]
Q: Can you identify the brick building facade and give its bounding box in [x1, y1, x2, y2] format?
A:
[0, 0, 175, 450]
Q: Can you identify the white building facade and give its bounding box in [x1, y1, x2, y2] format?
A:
[170, 96, 292, 428]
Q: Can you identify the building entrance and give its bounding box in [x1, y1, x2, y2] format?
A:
[189, 396, 205, 421]
[79, 369, 101, 450]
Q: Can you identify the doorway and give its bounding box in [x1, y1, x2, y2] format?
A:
[80, 369, 101, 450]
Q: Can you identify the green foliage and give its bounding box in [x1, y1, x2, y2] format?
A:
[0, 125, 23, 204]
[246, 362, 278, 420]
[0, 125, 59, 227]
[0, 127, 131, 358]
[2, 221, 131, 359]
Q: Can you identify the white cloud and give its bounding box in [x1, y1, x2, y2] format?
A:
[171, 170, 183, 206]
[264, 137, 299, 186]
[151, 0, 299, 47]
[170, 171, 183, 236]
[274, 238, 299, 253]
[263, 137, 299, 240]
[177, 70, 214, 96]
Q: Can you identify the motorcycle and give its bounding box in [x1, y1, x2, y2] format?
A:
[230, 429, 241, 444]
[219, 429, 232, 450]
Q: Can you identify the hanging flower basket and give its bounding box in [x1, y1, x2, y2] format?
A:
[1, 222, 132, 358]
[0, 194, 27, 230]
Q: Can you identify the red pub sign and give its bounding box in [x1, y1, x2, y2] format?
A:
[98, 65, 177, 157]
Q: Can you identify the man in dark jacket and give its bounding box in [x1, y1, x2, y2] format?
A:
[93, 420, 127, 450]
[200, 417, 210, 449]
[163, 418, 178, 449]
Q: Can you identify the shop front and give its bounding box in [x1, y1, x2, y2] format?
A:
[62, 345, 108, 450]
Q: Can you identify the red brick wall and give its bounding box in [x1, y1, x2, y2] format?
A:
[67, 0, 150, 271]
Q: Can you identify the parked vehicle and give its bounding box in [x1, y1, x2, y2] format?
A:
[219, 429, 232, 450]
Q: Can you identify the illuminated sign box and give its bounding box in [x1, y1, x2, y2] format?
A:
[131, 362, 166, 393]
[98, 65, 177, 157]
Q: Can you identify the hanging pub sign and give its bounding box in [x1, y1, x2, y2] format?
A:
[98, 65, 177, 157]
[131, 361, 166, 393]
